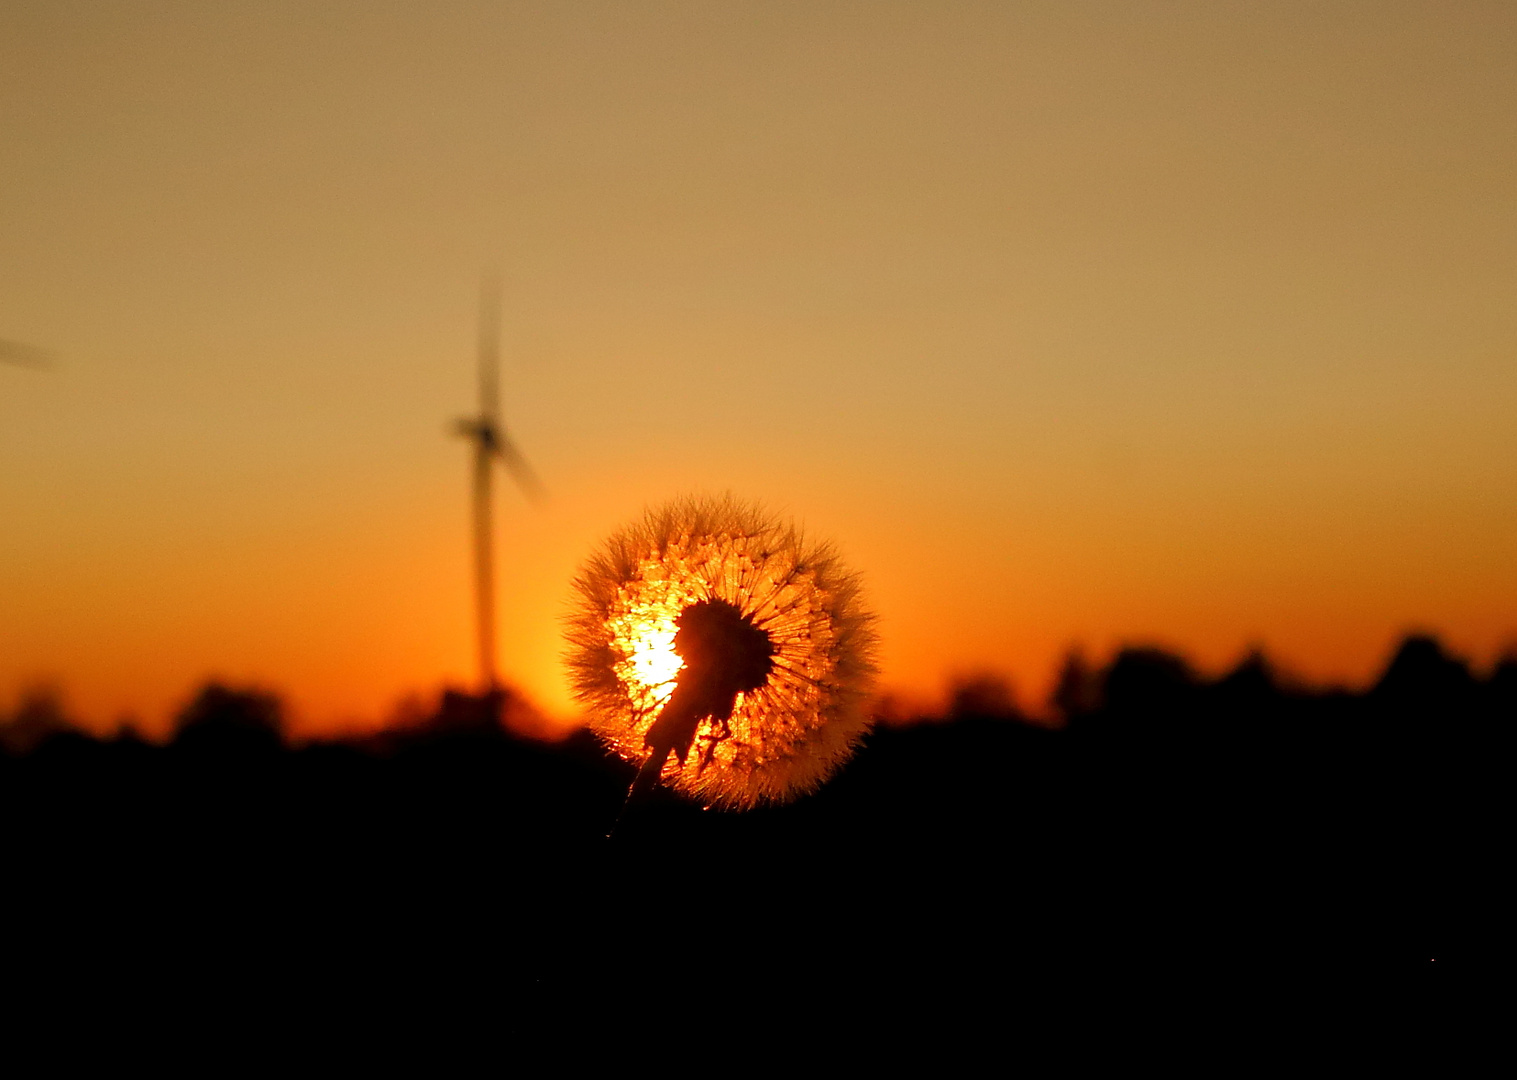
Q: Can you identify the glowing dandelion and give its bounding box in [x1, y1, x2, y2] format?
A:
[566, 495, 879, 810]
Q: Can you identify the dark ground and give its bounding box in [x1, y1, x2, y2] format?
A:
[3, 634, 1506, 997]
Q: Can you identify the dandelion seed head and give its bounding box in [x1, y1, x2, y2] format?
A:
[565, 495, 879, 809]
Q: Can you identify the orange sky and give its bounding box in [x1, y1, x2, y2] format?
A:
[3, 2, 1514, 739]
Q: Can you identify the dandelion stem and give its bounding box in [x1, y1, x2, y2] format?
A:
[607, 745, 671, 839]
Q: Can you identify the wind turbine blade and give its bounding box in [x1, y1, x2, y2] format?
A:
[478, 273, 501, 422]
[0, 339, 55, 369]
[496, 437, 547, 505]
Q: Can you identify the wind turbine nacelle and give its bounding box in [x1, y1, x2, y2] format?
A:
[453, 416, 498, 447]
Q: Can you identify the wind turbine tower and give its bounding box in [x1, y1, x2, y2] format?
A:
[453, 279, 542, 695]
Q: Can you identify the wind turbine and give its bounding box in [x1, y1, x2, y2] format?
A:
[0, 339, 55, 369]
[452, 278, 544, 696]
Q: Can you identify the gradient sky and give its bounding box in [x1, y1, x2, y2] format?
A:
[4, 1, 1514, 738]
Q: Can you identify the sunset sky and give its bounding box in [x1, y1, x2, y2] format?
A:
[3, 1, 1514, 738]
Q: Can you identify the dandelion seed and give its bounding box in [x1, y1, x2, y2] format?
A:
[565, 494, 879, 810]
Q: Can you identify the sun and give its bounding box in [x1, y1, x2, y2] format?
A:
[608, 594, 689, 711]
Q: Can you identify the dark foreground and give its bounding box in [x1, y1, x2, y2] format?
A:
[3, 635, 1507, 998]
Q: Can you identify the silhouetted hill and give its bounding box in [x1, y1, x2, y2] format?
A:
[3, 633, 1506, 985]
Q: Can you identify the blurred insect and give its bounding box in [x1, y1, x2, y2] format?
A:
[629, 598, 775, 799]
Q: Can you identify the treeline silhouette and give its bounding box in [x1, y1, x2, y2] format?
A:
[3, 633, 1504, 982]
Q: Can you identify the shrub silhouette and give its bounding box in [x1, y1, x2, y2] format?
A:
[172, 683, 284, 754]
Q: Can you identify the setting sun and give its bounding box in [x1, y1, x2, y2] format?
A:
[614, 611, 684, 710]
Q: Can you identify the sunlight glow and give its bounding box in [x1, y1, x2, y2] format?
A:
[609, 607, 685, 710]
